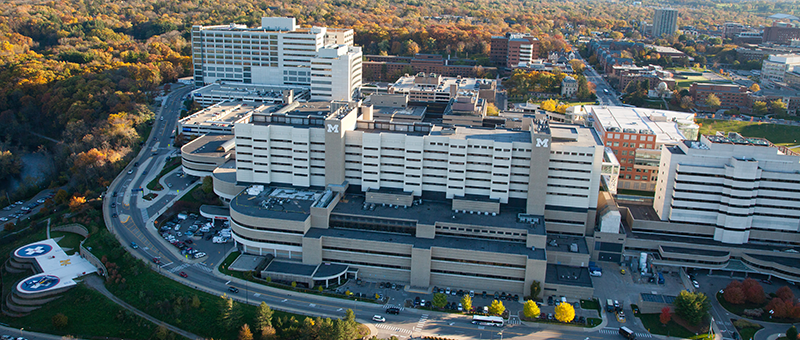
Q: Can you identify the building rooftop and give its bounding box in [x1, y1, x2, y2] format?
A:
[230, 186, 326, 221]
[390, 74, 496, 94]
[332, 193, 545, 233]
[181, 134, 235, 157]
[588, 105, 698, 145]
[306, 227, 546, 260]
[546, 235, 590, 255]
[372, 106, 428, 120]
[191, 83, 309, 104]
[545, 264, 593, 288]
[179, 100, 257, 128]
[661, 246, 729, 257]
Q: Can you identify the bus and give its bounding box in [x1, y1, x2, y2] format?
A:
[471, 315, 504, 327]
[619, 326, 636, 339]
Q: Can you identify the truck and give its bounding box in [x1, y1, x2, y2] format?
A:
[606, 299, 615, 312]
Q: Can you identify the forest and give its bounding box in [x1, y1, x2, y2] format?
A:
[0, 0, 797, 201]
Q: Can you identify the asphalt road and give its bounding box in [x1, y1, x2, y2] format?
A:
[572, 54, 622, 106]
[100, 85, 626, 340]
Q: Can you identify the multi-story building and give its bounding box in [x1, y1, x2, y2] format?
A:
[191, 17, 362, 101]
[654, 133, 800, 244]
[617, 66, 676, 93]
[722, 22, 748, 40]
[690, 83, 752, 113]
[610, 133, 800, 283]
[362, 54, 497, 81]
[760, 54, 800, 84]
[561, 76, 578, 97]
[588, 106, 698, 192]
[388, 73, 497, 105]
[204, 98, 604, 297]
[652, 9, 679, 38]
[190, 83, 309, 108]
[763, 22, 800, 45]
[490, 33, 540, 69]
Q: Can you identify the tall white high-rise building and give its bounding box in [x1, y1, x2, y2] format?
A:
[191, 17, 361, 101]
[652, 8, 678, 37]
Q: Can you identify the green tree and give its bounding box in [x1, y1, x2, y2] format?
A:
[239, 324, 254, 340]
[255, 302, 274, 331]
[673, 290, 710, 325]
[705, 93, 721, 111]
[54, 189, 69, 205]
[523, 300, 540, 319]
[155, 325, 169, 340]
[771, 99, 788, 117]
[530, 281, 542, 299]
[786, 326, 798, 340]
[191, 295, 201, 309]
[461, 295, 472, 313]
[753, 101, 768, 116]
[220, 295, 242, 330]
[201, 176, 213, 194]
[488, 299, 505, 316]
[52, 313, 68, 329]
[555, 302, 575, 323]
[433, 293, 448, 309]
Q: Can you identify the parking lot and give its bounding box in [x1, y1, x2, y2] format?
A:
[153, 213, 233, 265]
[1, 191, 55, 223]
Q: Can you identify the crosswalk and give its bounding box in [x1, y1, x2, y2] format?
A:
[600, 328, 652, 338]
[193, 263, 212, 273]
[507, 316, 521, 325]
[374, 323, 412, 335]
[413, 314, 429, 332]
[169, 263, 190, 273]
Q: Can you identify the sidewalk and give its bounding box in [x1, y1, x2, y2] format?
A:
[83, 275, 200, 340]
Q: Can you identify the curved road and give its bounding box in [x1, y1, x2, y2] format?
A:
[100, 85, 624, 340]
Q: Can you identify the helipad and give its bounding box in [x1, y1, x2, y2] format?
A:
[13, 238, 97, 295]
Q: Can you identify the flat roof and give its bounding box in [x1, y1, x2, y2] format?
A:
[433, 126, 532, 143]
[372, 106, 428, 119]
[545, 264, 594, 288]
[192, 83, 306, 101]
[13, 239, 97, 295]
[306, 227, 546, 260]
[588, 105, 697, 145]
[179, 100, 256, 127]
[212, 160, 238, 184]
[661, 246, 729, 257]
[546, 235, 590, 255]
[623, 204, 660, 221]
[390, 75, 496, 94]
[332, 194, 545, 233]
[181, 134, 234, 157]
[265, 260, 317, 276]
[231, 187, 324, 221]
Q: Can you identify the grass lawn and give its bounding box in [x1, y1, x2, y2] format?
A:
[580, 298, 601, 314]
[638, 313, 713, 339]
[0, 283, 166, 340]
[737, 326, 762, 340]
[178, 185, 203, 204]
[51, 231, 85, 255]
[146, 157, 182, 191]
[697, 119, 800, 145]
[87, 228, 312, 340]
[675, 76, 729, 89]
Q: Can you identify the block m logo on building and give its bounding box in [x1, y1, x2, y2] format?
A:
[327, 124, 339, 133]
[535, 138, 549, 148]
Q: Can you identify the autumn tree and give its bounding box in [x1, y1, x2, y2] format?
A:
[777, 286, 795, 302]
[555, 302, 575, 323]
[660, 306, 672, 325]
[673, 290, 710, 325]
[488, 299, 505, 316]
[771, 99, 788, 117]
[766, 297, 789, 319]
[461, 295, 472, 313]
[238, 324, 254, 340]
[68, 195, 86, 212]
[741, 278, 765, 304]
[54, 189, 70, 205]
[749, 83, 760, 92]
[705, 93, 721, 112]
[486, 103, 499, 116]
[724, 285, 746, 305]
[523, 300, 540, 319]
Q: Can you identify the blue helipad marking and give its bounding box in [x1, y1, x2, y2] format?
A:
[19, 275, 60, 292]
[15, 243, 53, 258]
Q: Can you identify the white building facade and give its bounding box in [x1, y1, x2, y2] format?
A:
[760, 54, 800, 84]
[191, 17, 361, 101]
[654, 133, 800, 244]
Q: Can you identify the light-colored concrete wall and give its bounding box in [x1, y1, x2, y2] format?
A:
[302, 237, 323, 265]
[310, 192, 340, 229]
[366, 191, 413, 206]
[527, 132, 551, 215]
[230, 206, 311, 234]
[542, 283, 594, 300]
[548, 251, 590, 267]
[525, 259, 547, 299]
[410, 247, 432, 287]
[452, 199, 500, 214]
[416, 224, 435, 239]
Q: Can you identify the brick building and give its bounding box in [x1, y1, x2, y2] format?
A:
[362, 54, 496, 82]
[690, 83, 751, 113]
[763, 23, 800, 45]
[490, 33, 540, 69]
